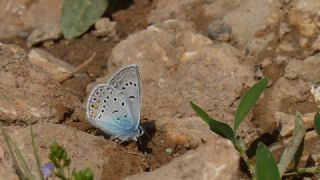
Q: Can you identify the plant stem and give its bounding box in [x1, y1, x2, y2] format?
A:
[59, 51, 97, 83]
[284, 166, 320, 176]
[235, 141, 256, 180]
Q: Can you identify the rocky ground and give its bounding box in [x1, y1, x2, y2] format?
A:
[0, 0, 320, 179]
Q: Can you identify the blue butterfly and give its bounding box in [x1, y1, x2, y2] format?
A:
[86, 65, 144, 142]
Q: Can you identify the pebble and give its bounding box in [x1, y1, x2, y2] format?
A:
[165, 147, 173, 154]
[207, 20, 232, 42]
[92, 18, 118, 39]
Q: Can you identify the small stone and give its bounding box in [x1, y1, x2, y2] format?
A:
[279, 22, 291, 38]
[299, 37, 309, 48]
[285, 72, 298, 80]
[92, 18, 118, 39]
[312, 35, 320, 50]
[314, 16, 320, 28]
[28, 48, 74, 79]
[274, 56, 289, 65]
[254, 67, 264, 79]
[0, 146, 4, 158]
[280, 0, 291, 4]
[165, 147, 173, 154]
[275, 111, 315, 137]
[261, 58, 272, 68]
[277, 40, 295, 52]
[207, 20, 232, 42]
[27, 24, 61, 48]
[288, 10, 317, 37]
[311, 85, 320, 102]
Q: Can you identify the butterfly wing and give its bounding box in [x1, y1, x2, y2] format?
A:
[86, 84, 135, 138]
[108, 65, 141, 130]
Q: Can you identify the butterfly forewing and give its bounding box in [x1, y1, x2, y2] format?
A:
[108, 65, 140, 129]
[86, 84, 135, 135]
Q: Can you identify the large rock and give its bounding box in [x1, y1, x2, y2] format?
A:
[0, 123, 116, 180]
[284, 53, 320, 82]
[101, 115, 234, 179]
[291, 0, 320, 15]
[105, 20, 255, 125]
[223, 0, 281, 55]
[125, 139, 239, 180]
[0, 43, 82, 123]
[288, 0, 320, 37]
[0, 0, 62, 39]
[148, 0, 196, 24]
[148, 0, 281, 55]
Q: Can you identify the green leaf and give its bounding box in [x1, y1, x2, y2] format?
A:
[49, 142, 71, 169]
[314, 112, 320, 136]
[293, 137, 304, 169]
[72, 168, 94, 180]
[61, 0, 108, 38]
[190, 101, 235, 144]
[256, 143, 280, 180]
[234, 78, 268, 133]
[278, 114, 306, 177]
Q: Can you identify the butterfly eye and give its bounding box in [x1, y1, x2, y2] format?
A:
[114, 98, 117, 101]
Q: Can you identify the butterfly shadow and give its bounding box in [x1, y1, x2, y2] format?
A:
[136, 120, 157, 154]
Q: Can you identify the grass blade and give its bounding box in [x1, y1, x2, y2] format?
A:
[190, 101, 235, 144]
[256, 142, 280, 180]
[278, 114, 306, 177]
[0, 125, 24, 178]
[234, 78, 268, 133]
[30, 125, 44, 180]
[61, 0, 108, 38]
[314, 112, 320, 136]
[0, 125, 34, 179]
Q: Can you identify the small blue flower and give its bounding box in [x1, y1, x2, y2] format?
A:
[41, 163, 54, 178]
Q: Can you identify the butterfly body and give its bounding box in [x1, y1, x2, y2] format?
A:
[86, 65, 143, 142]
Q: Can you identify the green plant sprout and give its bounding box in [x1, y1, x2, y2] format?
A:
[49, 142, 94, 180]
[0, 124, 93, 180]
[61, 0, 109, 38]
[191, 78, 320, 179]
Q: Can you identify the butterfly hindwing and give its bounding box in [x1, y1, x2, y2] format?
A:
[108, 65, 141, 129]
[86, 84, 134, 137]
